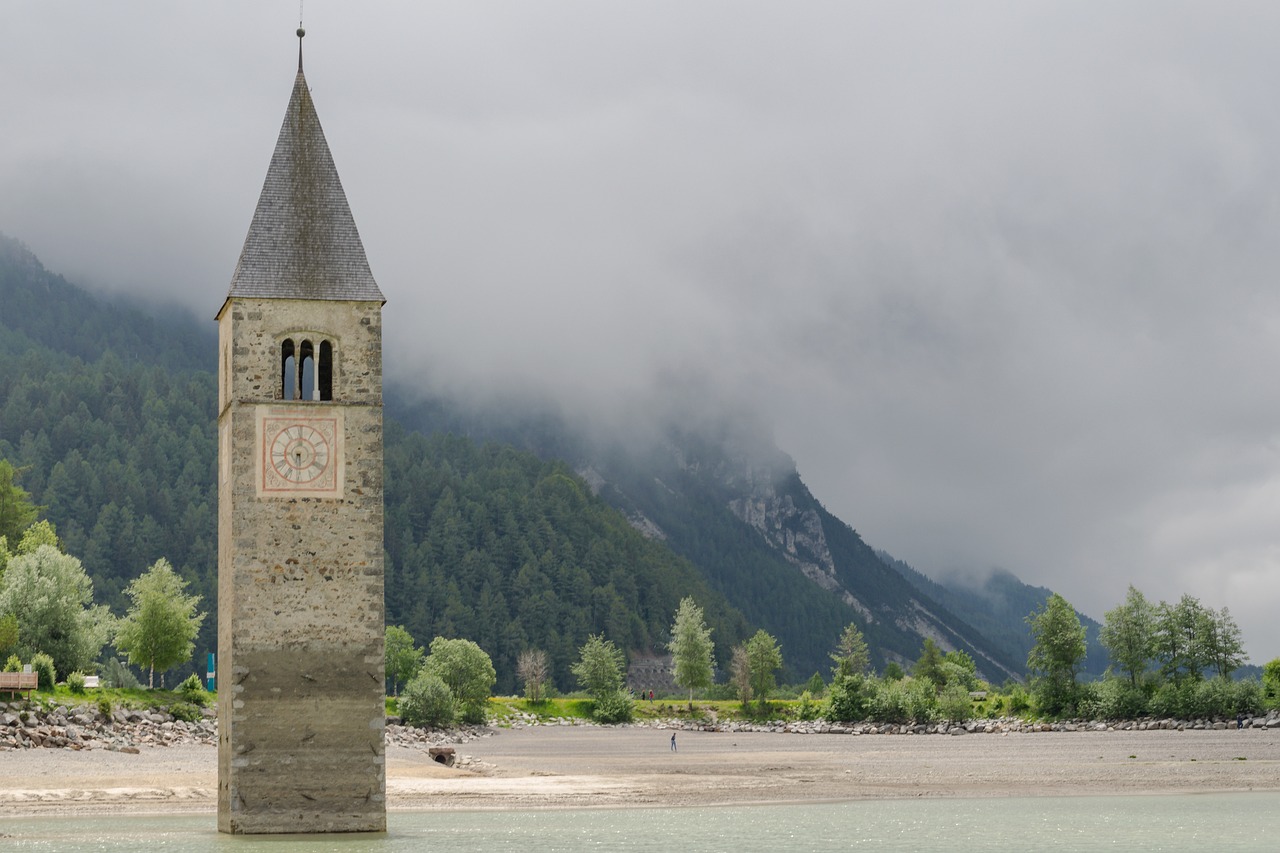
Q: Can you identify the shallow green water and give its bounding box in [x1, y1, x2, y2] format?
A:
[6, 793, 1278, 851]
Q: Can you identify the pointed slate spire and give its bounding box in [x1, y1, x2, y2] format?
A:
[226, 35, 384, 304]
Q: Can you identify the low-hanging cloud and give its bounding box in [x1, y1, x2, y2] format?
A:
[3, 2, 1280, 659]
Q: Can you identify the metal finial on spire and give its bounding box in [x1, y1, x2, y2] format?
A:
[297, 0, 305, 70]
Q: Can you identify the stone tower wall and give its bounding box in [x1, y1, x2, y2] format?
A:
[216, 297, 386, 834]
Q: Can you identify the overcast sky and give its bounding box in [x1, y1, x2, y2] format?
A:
[4, 2, 1280, 660]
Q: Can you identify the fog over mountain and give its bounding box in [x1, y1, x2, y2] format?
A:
[3, 2, 1280, 659]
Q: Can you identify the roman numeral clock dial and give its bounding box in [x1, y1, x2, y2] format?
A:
[271, 424, 329, 483]
[257, 410, 343, 497]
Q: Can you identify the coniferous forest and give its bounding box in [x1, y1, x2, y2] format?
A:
[18, 233, 1228, 697]
[0, 236, 757, 689]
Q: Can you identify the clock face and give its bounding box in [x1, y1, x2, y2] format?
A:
[270, 423, 330, 484]
[257, 409, 343, 496]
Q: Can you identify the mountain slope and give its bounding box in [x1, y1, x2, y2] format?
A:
[881, 553, 1109, 680]
[390, 397, 1027, 682]
[6, 233, 1046, 687]
[1, 236, 753, 689]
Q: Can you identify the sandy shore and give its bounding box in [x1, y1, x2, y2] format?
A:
[1, 725, 1277, 816]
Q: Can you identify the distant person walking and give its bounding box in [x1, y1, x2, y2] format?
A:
[670, 732, 677, 752]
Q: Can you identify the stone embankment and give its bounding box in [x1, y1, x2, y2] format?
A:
[0, 702, 495, 753]
[5, 700, 1278, 751]
[639, 710, 1280, 736]
[494, 709, 1280, 736]
[0, 701, 217, 752]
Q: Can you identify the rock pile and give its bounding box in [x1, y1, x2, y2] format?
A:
[0, 701, 216, 751]
[0, 701, 498, 760]
[384, 719, 492, 749]
[6, 698, 1278, 751]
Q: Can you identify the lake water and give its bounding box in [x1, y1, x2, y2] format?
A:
[6, 793, 1278, 852]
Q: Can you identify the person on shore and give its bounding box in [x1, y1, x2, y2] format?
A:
[670, 732, 677, 752]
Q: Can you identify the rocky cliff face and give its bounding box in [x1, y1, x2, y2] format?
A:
[728, 484, 872, 621]
[641, 432, 1022, 683]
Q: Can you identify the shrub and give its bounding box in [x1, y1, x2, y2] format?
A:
[178, 673, 209, 706]
[30, 652, 55, 691]
[168, 702, 203, 723]
[399, 672, 455, 728]
[904, 678, 938, 724]
[1228, 678, 1264, 717]
[937, 682, 972, 723]
[1079, 678, 1147, 720]
[1149, 681, 1192, 719]
[795, 690, 821, 721]
[3, 654, 21, 672]
[1262, 658, 1280, 708]
[867, 677, 938, 724]
[591, 689, 635, 724]
[1005, 685, 1031, 717]
[867, 678, 910, 723]
[96, 696, 113, 718]
[101, 658, 141, 690]
[825, 674, 869, 722]
[1160, 677, 1265, 719]
[66, 671, 87, 694]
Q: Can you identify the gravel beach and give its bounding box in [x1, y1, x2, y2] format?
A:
[1, 724, 1277, 816]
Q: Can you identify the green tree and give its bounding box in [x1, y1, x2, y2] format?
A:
[743, 629, 783, 707]
[113, 558, 206, 688]
[825, 673, 869, 722]
[0, 613, 17, 658]
[571, 633, 625, 700]
[941, 649, 980, 691]
[729, 643, 752, 704]
[516, 647, 550, 702]
[805, 671, 826, 697]
[1153, 595, 1212, 684]
[398, 671, 455, 728]
[1099, 585, 1156, 688]
[830, 622, 870, 679]
[1204, 606, 1247, 680]
[1026, 593, 1087, 717]
[1262, 658, 1280, 705]
[913, 638, 947, 690]
[17, 520, 59, 555]
[384, 625, 424, 697]
[422, 637, 496, 724]
[1, 519, 59, 581]
[0, 460, 40, 547]
[0, 544, 113, 677]
[571, 633, 633, 722]
[669, 596, 714, 709]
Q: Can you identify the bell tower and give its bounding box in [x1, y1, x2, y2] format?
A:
[215, 28, 386, 834]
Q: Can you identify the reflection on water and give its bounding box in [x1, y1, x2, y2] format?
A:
[6, 793, 1280, 852]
